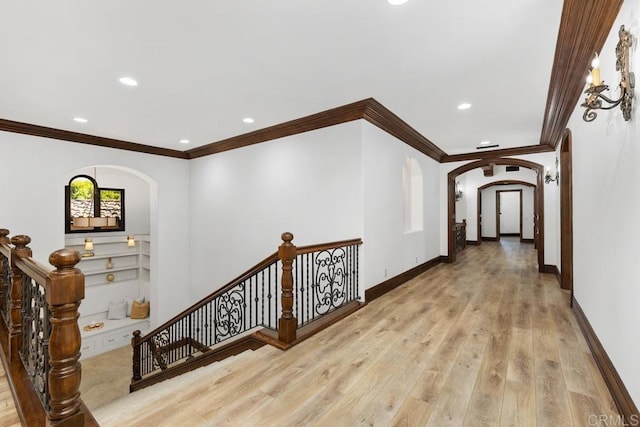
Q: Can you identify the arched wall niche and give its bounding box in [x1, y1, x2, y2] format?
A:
[447, 158, 544, 272]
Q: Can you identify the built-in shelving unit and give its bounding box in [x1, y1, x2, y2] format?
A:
[65, 235, 151, 359]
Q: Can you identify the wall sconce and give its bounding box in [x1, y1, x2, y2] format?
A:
[127, 235, 136, 247]
[582, 25, 634, 122]
[545, 157, 559, 186]
[83, 237, 95, 257]
[455, 181, 463, 201]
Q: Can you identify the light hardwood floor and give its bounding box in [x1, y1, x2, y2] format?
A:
[85, 238, 618, 426]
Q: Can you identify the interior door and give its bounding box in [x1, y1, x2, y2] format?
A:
[498, 191, 520, 237]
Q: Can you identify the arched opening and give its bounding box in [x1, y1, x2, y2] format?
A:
[476, 180, 537, 244]
[447, 158, 545, 272]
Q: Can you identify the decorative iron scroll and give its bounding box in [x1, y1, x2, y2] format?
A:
[314, 248, 347, 315]
[137, 262, 280, 378]
[295, 243, 360, 326]
[20, 274, 50, 409]
[0, 253, 10, 323]
[215, 284, 245, 341]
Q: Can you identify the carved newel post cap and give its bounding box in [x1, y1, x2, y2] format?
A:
[10, 235, 31, 248]
[281, 232, 294, 243]
[49, 249, 81, 270]
[0, 229, 9, 239]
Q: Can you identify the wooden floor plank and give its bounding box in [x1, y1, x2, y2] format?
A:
[79, 237, 620, 427]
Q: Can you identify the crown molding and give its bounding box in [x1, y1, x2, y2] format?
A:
[186, 98, 447, 161]
[0, 118, 188, 159]
[442, 144, 554, 163]
[539, 0, 622, 149]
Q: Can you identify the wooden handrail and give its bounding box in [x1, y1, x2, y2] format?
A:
[136, 251, 280, 344]
[296, 238, 363, 255]
[13, 257, 50, 288]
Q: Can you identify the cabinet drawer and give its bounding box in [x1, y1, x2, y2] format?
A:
[102, 329, 134, 349]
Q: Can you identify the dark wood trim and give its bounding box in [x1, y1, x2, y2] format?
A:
[521, 238, 535, 244]
[572, 296, 639, 420]
[187, 98, 447, 161]
[477, 180, 536, 190]
[466, 240, 480, 246]
[560, 129, 573, 292]
[443, 144, 554, 163]
[542, 264, 561, 286]
[0, 118, 188, 159]
[447, 158, 544, 271]
[254, 300, 364, 351]
[365, 256, 442, 302]
[130, 335, 266, 392]
[482, 237, 498, 242]
[297, 238, 363, 255]
[539, 0, 622, 148]
[362, 99, 447, 161]
[499, 233, 521, 237]
[186, 99, 369, 159]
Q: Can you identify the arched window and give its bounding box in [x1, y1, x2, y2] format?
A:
[402, 158, 423, 232]
[65, 174, 125, 233]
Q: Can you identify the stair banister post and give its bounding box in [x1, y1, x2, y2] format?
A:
[132, 330, 142, 386]
[46, 248, 85, 426]
[278, 232, 297, 344]
[0, 229, 9, 245]
[9, 235, 31, 360]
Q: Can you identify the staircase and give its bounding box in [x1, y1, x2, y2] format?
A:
[130, 232, 364, 391]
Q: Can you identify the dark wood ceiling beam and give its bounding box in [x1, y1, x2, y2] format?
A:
[0, 118, 188, 159]
[443, 144, 554, 163]
[539, 0, 622, 149]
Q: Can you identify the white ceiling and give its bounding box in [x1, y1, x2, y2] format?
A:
[0, 1, 563, 155]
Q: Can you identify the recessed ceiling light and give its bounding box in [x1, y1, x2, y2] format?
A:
[73, 117, 88, 123]
[388, 0, 408, 4]
[479, 140, 491, 145]
[243, 117, 255, 124]
[179, 139, 190, 144]
[119, 76, 138, 86]
[457, 103, 472, 110]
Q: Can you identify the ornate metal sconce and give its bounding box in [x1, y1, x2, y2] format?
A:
[545, 157, 559, 186]
[455, 181, 463, 201]
[582, 25, 634, 122]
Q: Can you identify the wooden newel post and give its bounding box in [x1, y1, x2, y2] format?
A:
[278, 232, 297, 344]
[46, 249, 84, 426]
[9, 235, 31, 360]
[131, 330, 142, 387]
[0, 229, 9, 245]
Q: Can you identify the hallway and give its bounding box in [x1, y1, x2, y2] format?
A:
[83, 239, 618, 426]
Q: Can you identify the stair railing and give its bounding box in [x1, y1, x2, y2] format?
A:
[131, 232, 362, 390]
[0, 229, 90, 426]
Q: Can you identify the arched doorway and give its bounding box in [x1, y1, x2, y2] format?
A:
[476, 180, 537, 244]
[447, 158, 545, 272]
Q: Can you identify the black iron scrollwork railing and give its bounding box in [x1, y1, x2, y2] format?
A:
[294, 241, 360, 326]
[134, 254, 281, 378]
[0, 249, 11, 323]
[132, 235, 363, 388]
[20, 273, 50, 409]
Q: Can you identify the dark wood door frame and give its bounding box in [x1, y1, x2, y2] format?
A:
[560, 129, 573, 292]
[448, 158, 545, 272]
[477, 180, 536, 244]
[496, 189, 523, 240]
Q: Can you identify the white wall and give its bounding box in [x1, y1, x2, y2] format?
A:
[567, 0, 640, 405]
[361, 122, 440, 289]
[188, 122, 364, 300]
[0, 132, 190, 327]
